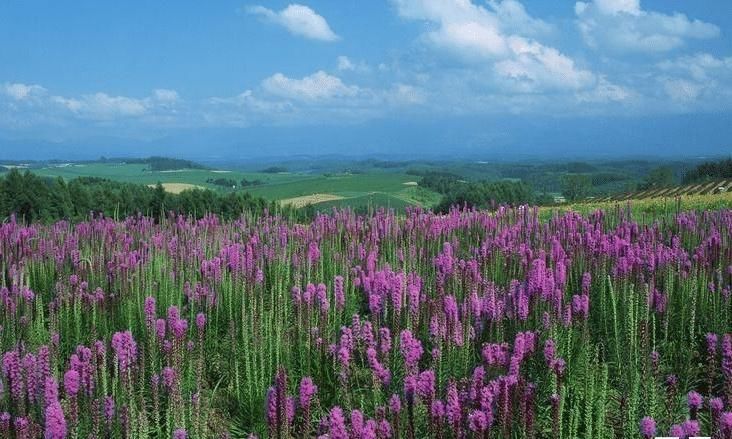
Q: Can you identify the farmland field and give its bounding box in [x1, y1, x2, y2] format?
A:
[1, 203, 731, 438]
[29, 163, 442, 211]
[31, 164, 304, 188]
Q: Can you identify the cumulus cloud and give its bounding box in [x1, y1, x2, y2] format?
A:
[494, 37, 595, 91]
[391, 0, 595, 92]
[575, 0, 720, 53]
[247, 4, 339, 42]
[655, 53, 732, 107]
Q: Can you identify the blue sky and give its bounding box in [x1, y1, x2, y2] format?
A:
[1, 0, 731, 159]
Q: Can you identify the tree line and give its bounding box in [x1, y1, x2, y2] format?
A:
[682, 158, 732, 184]
[0, 169, 297, 223]
[418, 171, 537, 212]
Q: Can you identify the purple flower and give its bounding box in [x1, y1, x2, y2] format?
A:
[720, 412, 732, 434]
[63, 369, 80, 396]
[162, 367, 177, 390]
[639, 416, 656, 438]
[327, 407, 347, 439]
[0, 412, 9, 433]
[399, 330, 423, 372]
[361, 419, 377, 439]
[144, 296, 156, 324]
[1, 351, 23, 400]
[104, 396, 115, 424]
[571, 294, 589, 320]
[43, 376, 59, 407]
[417, 369, 436, 401]
[167, 305, 181, 327]
[173, 428, 187, 439]
[403, 374, 417, 405]
[707, 332, 719, 356]
[668, 424, 684, 437]
[307, 241, 320, 265]
[389, 394, 401, 414]
[195, 313, 206, 331]
[681, 419, 700, 437]
[265, 387, 277, 430]
[316, 283, 329, 314]
[379, 327, 392, 354]
[431, 400, 445, 420]
[350, 410, 364, 437]
[298, 377, 317, 409]
[446, 381, 461, 425]
[172, 318, 188, 339]
[544, 339, 556, 365]
[44, 401, 67, 439]
[468, 410, 488, 432]
[710, 397, 724, 415]
[334, 275, 345, 311]
[723, 335, 732, 391]
[687, 390, 703, 410]
[156, 319, 166, 339]
[111, 330, 137, 373]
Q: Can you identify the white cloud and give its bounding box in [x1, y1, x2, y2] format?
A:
[262, 71, 360, 101]
[576, 76, 634, 103]
[0, 85, 184, 126]
[336, 56, 370, 73]
[662, 79, 703, 102]
[592, 0, 640, 15]
[2, 83, 47, 100]
[247, 4, 339, 42]
[153, 89, 179, 103]
[575, 0, 720, 53]
[390, 84, 426, 105]
[52, 93, 148, 120]
[202, 69, 428, 127]
[494, 37, 595, 91]
[391, 0, 594, 91]
[658, 53, 732, 81]
[487, 0, 553, 36]
[337, 56, 356, 71]
[655, 53, 732, 106]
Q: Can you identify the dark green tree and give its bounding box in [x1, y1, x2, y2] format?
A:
[561, 174, 592, 201]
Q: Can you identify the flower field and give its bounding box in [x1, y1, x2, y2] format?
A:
[1, 205, 731, 438]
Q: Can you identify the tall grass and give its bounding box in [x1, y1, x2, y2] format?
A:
[0, 205, 731, 438]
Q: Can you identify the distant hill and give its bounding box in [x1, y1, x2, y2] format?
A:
[103, 156, 206, 171]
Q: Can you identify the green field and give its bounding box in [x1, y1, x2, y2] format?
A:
[30, 163, 442, 210]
